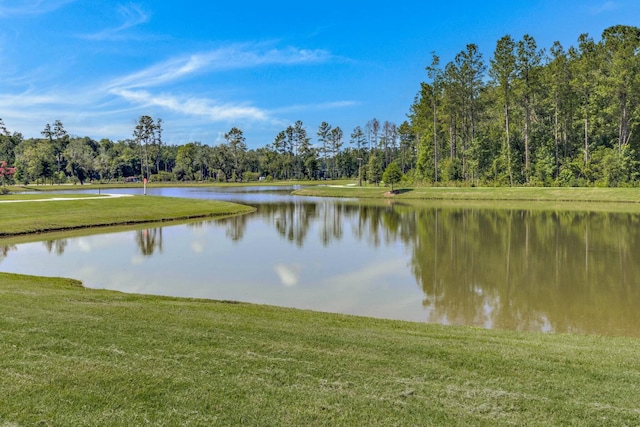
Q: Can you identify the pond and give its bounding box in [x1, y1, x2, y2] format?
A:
[2, 185, 640, 338]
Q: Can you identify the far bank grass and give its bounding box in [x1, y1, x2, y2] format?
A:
[294, 184, 640, 204]
[0, 195, 254, 236]
[1, 273, 639, 425]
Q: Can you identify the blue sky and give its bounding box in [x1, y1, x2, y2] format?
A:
[1, 0, 639, 149]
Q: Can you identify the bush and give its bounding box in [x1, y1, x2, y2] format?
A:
[150, 171, 176, 182]
[243, 171, 261, 182]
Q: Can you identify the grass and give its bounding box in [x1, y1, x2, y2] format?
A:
[0, 193, 110, 201]
[293, 184, 640, 203]
[0, 195, 255, 236]
[1, 273, 639, 425]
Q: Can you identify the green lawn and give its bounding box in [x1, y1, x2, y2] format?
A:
[0, 193, 109, 200]
[1, 273, 639, 425]
[293, 184, 640, 203]
[0, 195, 255, 236]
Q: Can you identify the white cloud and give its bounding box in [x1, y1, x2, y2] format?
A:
[81, 3, 150, 40]
[0, 41, 339, 140]
[107, 44, 332, 90]
[0, 91, 66, 107]
[111, 89, 270, 122]
[101, 44, 332, 123]
[0, 0, 76, 17]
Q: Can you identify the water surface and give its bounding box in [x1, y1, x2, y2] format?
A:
[2, 186, 640, 337]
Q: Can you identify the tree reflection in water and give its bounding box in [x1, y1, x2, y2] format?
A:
[0, 243, 17, 264]
[409, 208, 640, 336]
[43, 239, 68, 255]
[135, 228, 163, 256]
[211, 200, 640, 336]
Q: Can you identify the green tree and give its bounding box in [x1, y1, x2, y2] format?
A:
[489, 34, 517, 184]
[16, 140, 55, 184]
[601, 25, 640, 152]
[367, 154, 383, 186]
[64, 138, 95, 184]
[330, 126, 343, 177]
[317, 121, 332, 178]
[41, 120, 69, 175]
[174, 143, 199, 180]
[426, 52, 443, 182]
[397, 121, 415, 173]
[454, 44, 485, 179]
[546, 41, 572, 176]
[380, 121, 396, 167]
[382, 161, 403, 192]
[133, 115, 159, 180]
[293, 120, 311, 179]
[365, 118, 380, 152]
[148, 118, 164, 174]
[0, 118, 8, 137]
[0, 119, 21, 167]
[211, 144, 233, 181]
[410, 82, 435, 180]
[516, 34, 543, 182]
[571, 34, 600, 166]
[224, 127, 247, 181]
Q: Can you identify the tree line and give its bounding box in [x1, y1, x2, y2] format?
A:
[411, 24, 640, 186]
[0, 115, 409, 186]
[1, 25, 639, 187]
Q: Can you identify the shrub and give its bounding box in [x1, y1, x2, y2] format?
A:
[243, 171, 260, 182]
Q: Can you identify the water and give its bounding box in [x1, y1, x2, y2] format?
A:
[2, 186, 640, 337]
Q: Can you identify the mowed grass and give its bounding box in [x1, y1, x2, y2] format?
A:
[0, 195, 255, 236]
[0, 194, 109, 200]
[1, 273, 639, 426]
[294, 185, 640, 203]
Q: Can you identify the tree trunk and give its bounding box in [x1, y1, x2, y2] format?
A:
[524, 98, 530, 182]
[554, 101, 559, 178]
[584, 114, 589, 166]
[505, 103, 513, 185]
[433, 97, 438, 183]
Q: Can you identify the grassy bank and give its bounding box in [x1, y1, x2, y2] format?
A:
[0, 195, 255, 236]
[293, 185, 640, 204]
[1, 273, 639, 425]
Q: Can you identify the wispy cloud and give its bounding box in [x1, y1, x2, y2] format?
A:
[81, 3, 150, 40]
[588, 1, 617, 15]
[0, 91, 73, 108]
[101, 43, 333, 123]
[0, 0, 76, 17]
[1, 41, 337, 140]
[111, 89, 270, 122]
[107, 44, 332, 90]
